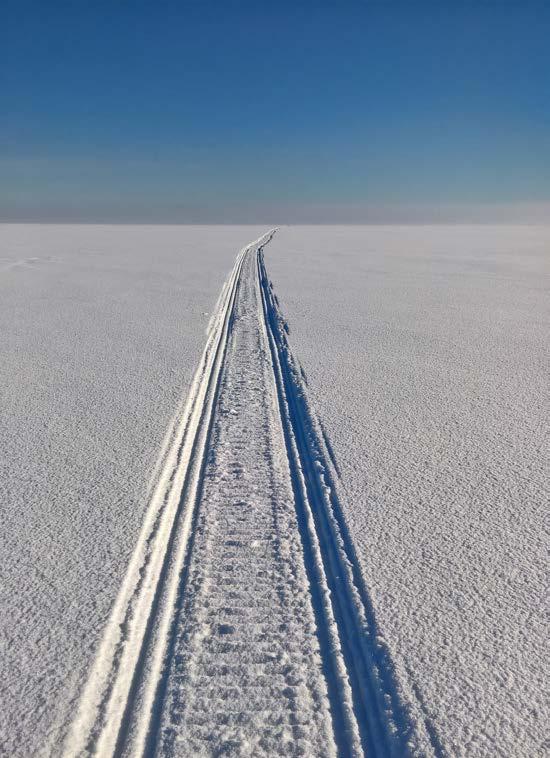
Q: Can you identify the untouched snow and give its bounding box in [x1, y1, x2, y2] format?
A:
[266, 225, 550, 757]
[0, 224, 266, 755]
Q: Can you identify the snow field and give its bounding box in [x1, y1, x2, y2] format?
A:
[2, 223, 547, 756]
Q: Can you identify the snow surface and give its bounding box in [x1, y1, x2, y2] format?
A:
[1, 224, 548, 756]
[0, 224, 266, 755]
[266, 225, 550, 757]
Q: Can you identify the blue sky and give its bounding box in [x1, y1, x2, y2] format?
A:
[1, 1, 549, 222]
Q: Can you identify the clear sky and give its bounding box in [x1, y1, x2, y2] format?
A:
[2, 1, 549, 222]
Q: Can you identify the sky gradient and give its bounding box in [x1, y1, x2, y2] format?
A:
[2, 1, 549, 222]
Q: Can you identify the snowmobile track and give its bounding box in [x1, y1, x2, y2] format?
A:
[62, 229, 424, 757]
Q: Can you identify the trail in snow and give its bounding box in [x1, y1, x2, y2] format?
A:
[63, 231, 430, 757]
[147, 243, 336, 757]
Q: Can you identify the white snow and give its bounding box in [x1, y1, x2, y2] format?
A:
[1, 223, 548, 756]
[266, 225, 550, 757]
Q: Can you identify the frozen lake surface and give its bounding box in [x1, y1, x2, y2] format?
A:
[1, 224, 548, 756]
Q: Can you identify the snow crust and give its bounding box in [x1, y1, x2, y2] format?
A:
[266, 225, 550, 757]
[0, 224, 266, 755]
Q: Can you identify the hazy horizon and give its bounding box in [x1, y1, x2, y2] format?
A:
[2, 202, 550, 226]
[2, 2, 549, 223]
